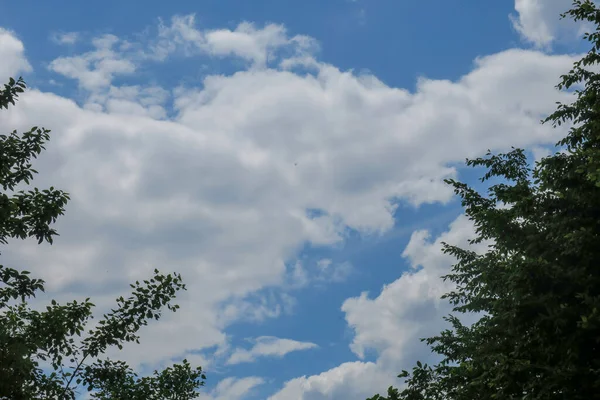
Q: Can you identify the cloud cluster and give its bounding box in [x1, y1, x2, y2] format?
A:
[270, 215, 484, 399]
[270, 361, 390, 400]
[153, 15, 317, 68]
[49, 34, 136, 91]
[0, 9, 580, 399]
[0, 27, 31, 81]
[511, 0, 596, 48]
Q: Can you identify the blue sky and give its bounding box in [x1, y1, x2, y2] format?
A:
[0, 1, 588, 399]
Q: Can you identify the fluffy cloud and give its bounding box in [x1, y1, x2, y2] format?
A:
[49, 34, 135, 91]
[270, 215, 488, 399]
[226, 336, 318, 365]
[510, 0, 595, 47]
[269, 361, 392, 400]
[0, 28, 31, 81]
[0, 14, 579, 398]
[199, 377, 264, 400]
[153, 15, 317, 67]
[343, 215, 487, 366]
[89, 84, 171, 119]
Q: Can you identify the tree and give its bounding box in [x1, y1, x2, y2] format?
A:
[0, 77, 205, 399]
[369, 1, 600, 399]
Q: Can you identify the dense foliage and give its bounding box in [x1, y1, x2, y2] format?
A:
[369, 1, 600, 399]
[0, 77, 205, 399]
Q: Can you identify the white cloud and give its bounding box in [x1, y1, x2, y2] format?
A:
[0, 28, 31, 81]
[269, 361, 393, 400]
[0, 15, 580, 398]
[343, 215, 486, 364]
[153, 15, 318, 68]
[89, 84, 171, 119]
[49, 34, 135, 91]
[51, 31, 79, 45]
[226, 336, 318, 365]
[270, 215, 487, 399]
[510, 0, 595, 47]
[199, 377, 264, 400]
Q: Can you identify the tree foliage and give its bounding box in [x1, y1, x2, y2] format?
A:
[369, 1, 600, 399]
[0, 77, 205, 399]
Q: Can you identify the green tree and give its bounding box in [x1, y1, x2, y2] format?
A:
[369, 1, 600, 399]
[0, 77, 205, 399]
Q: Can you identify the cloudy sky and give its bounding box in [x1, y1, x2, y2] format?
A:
[0, 0, 589, 398]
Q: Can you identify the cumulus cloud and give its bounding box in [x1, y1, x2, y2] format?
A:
[88, 84, 171, 119]
[270, 215, 487, 399]
[343, 215, 487, 365]
[226, 336, 318, 365]
[0, 16, 579, 398]
[199, 377, 264, 400]
[0, 28, 31, 81]
[49, 34, 135, 91]
[152, 15, 318, 67]
[510, 0, 596, 48]
[269, 361, 392, 400]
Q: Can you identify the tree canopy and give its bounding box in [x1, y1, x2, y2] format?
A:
[369, 1, 600, 399]
[0, 77, 205, 399]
